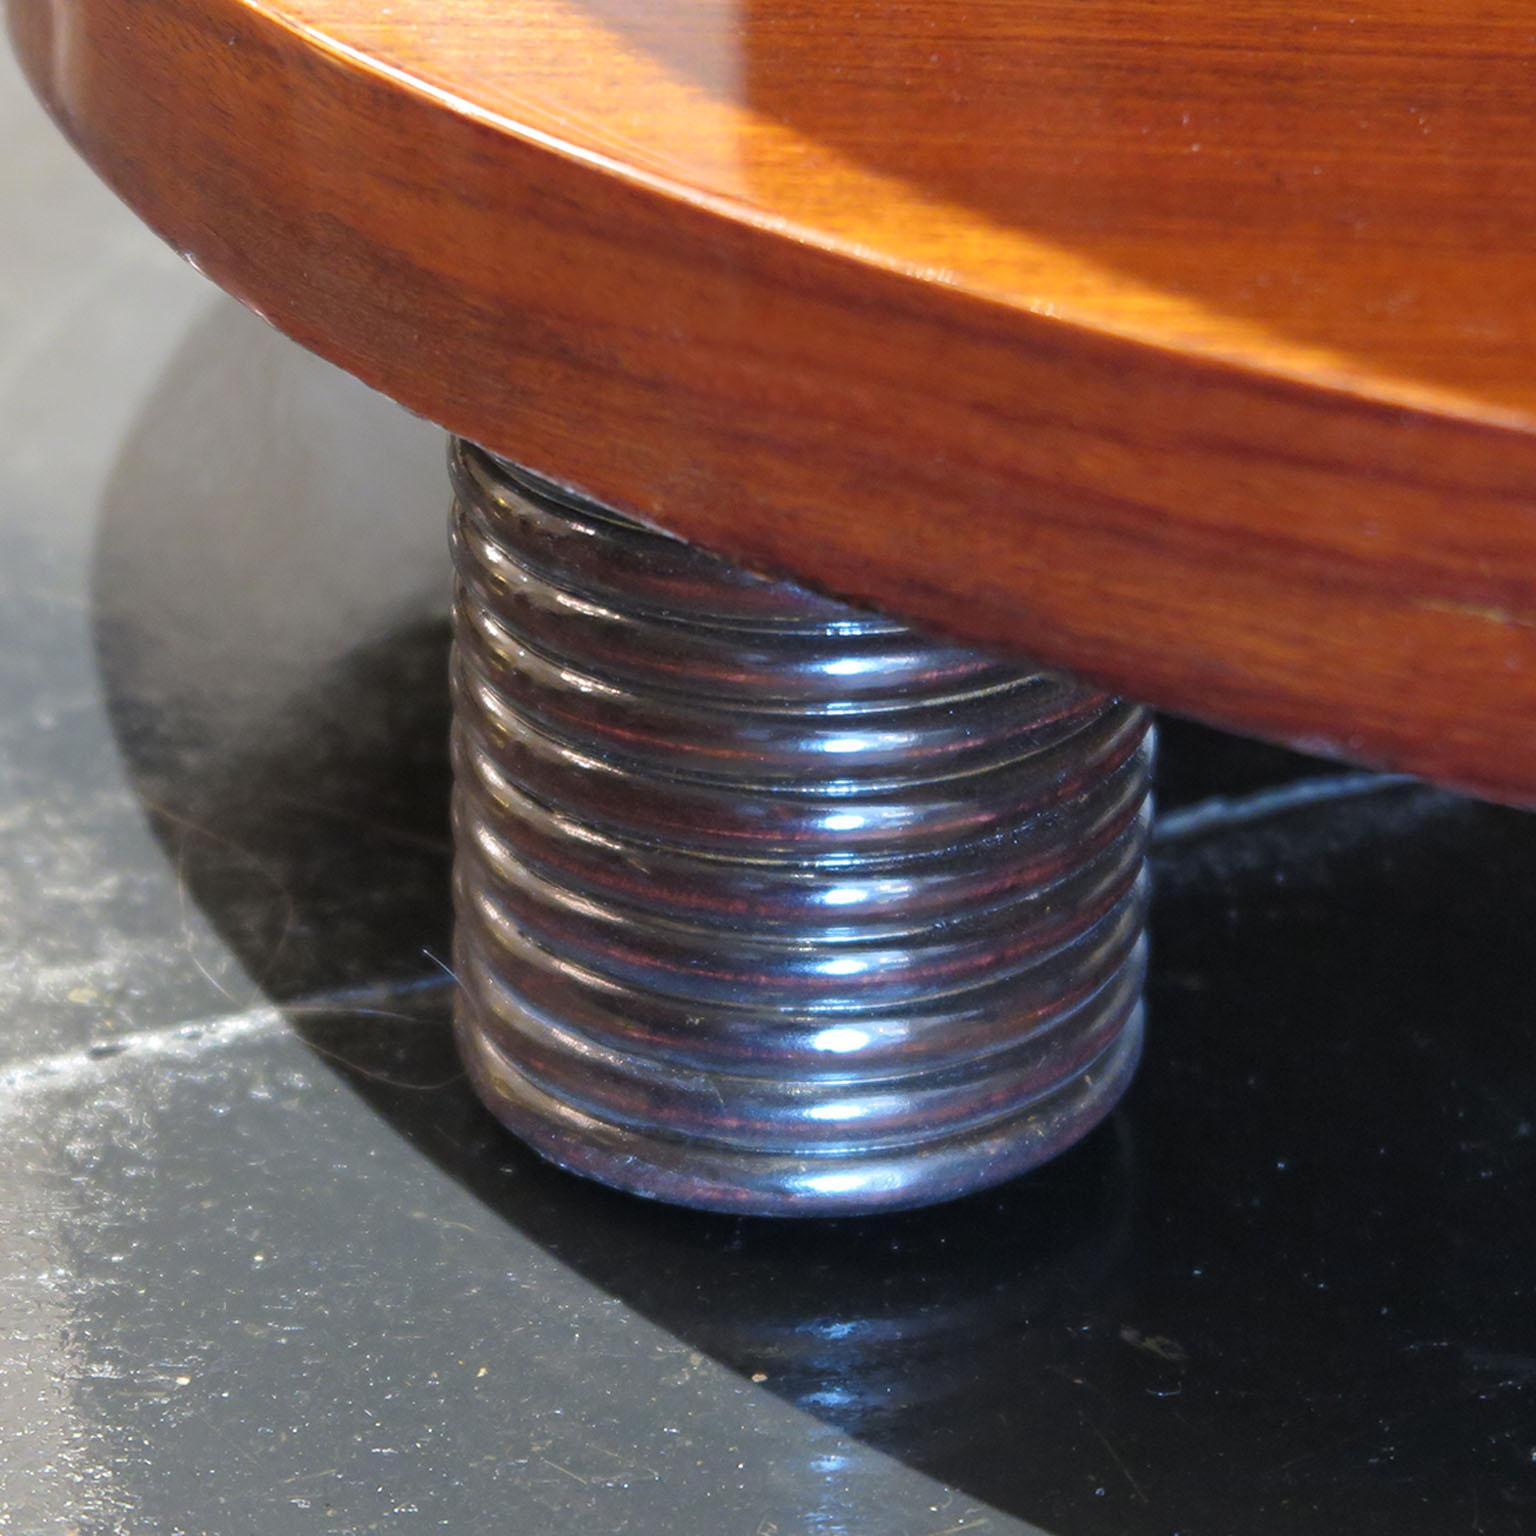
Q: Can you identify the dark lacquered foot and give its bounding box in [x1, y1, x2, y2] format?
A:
[447, 439, 1153, 1216]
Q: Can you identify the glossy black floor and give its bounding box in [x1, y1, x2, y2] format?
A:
[4, 71, 1535, 1534]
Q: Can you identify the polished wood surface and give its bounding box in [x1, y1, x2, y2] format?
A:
[11, 0, 1536, 799]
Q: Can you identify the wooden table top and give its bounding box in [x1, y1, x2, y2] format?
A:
[12, 0, 1536, 799]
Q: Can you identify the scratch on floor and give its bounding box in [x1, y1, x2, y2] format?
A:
[0, 977, 453, 1108]
[1085, 1414, 1149, 1506]
[0, 1005, 285, 1104]
[1152, 771, 1423, 845]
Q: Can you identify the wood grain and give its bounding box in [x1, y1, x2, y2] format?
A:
[10, 0, 1536, 799]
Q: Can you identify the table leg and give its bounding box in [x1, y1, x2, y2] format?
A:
[447, 439, 1153, 1215]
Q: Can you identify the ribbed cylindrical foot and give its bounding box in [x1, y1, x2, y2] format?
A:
[447, 440, 1153, 1216]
